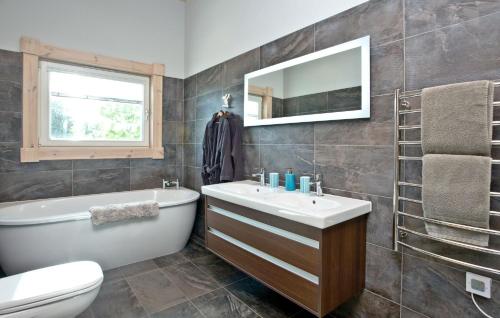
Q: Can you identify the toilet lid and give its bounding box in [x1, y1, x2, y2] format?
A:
[0, 261, 103, 312]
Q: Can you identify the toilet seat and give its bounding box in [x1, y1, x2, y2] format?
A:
[0, 261, 103, 315]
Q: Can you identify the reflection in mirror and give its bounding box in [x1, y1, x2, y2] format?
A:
[244, 36, 370, 126]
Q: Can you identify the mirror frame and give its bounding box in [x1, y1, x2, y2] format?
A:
[244, 35, 370, 127]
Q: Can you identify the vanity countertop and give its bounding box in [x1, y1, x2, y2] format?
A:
[201, 180, 371, 228]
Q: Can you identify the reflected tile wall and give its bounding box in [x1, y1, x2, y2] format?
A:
[0, 51, 183, 202]
[182, 1, 500, 317]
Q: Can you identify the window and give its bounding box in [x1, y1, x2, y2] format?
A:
[39, 61, 150, 147]
[20, 36, 164, 162]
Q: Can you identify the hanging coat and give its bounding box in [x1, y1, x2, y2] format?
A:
[201, 113, 243, 185]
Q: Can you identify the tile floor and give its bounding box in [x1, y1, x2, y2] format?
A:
[77, 240, 319, 318]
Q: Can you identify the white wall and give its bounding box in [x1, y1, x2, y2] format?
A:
[0, 0, 186, 78]
[184, 0, 368, 77]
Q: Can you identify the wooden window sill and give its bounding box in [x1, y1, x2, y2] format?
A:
[21, 147, 164, 162]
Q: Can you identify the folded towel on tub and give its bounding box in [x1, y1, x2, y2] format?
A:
[422, 154, 491, 246]
[90, 200, 159, 226]
[421, 80, 493, 156]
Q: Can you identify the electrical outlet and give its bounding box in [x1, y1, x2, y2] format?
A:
[466, 272, 491, 299]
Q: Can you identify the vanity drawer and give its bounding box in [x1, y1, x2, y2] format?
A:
[206, 207, 320, 275]
[206, 230, 319, 312]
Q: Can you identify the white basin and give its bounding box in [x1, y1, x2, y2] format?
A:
[213, 182, 275, 195]
[201, 180, 371, 228]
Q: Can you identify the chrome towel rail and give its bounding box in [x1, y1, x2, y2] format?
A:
[399, 242, 500, 275]
[393, 81, 500, 275]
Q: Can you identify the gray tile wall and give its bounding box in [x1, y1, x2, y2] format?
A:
[279, 86, 361, 117]
[182, 1, 500, 317]
[0, 49, 183, 202]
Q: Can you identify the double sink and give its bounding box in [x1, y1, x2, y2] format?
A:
[201, 180, 371, 228]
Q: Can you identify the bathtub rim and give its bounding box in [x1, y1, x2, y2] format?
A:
[0, 187, 200, 226]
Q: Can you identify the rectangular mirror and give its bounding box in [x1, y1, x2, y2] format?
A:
[244, 36, 370, 126]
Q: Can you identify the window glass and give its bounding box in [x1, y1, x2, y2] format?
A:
[40, 62, 150, 146]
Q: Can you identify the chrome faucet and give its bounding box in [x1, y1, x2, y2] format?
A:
[163, 178, 179, 190]
[252, 168, 266, 186]
[313, 174, 324, 196]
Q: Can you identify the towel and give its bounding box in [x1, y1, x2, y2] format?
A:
[422, 154, 491, 246]
[421, 80, 493, 156]
[90, 201, 159, 226]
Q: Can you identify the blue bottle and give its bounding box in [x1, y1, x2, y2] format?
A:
[285, 168, 296, 191]
[269, 172, 279, 188]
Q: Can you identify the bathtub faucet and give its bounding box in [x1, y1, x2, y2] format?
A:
[163, 178, 180, 190]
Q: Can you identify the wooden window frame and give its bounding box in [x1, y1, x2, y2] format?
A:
[20, 37, 165, 162]
[249, 85, 273, 119]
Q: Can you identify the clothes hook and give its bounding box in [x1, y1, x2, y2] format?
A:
[222, 94, 231, 108]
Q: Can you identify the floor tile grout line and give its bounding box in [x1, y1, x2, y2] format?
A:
[187, 298, 209, 318]
[125, 266, 195, 317]
[159, 260, 221, 301]
[119, 264, 161, 280]
[186, 258, 226, 289]
[222, 286, 265, 318]
[121, 276, 150, 317]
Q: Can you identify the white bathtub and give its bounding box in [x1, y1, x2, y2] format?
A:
[0, 188, 200, 275]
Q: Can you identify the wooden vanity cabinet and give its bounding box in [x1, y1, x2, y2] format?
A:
[204, 196, 367, 317]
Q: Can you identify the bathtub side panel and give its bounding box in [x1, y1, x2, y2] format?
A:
[0, 202, 196, 275]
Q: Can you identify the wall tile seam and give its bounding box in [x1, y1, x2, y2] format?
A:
[369, 38, 405, 50]
[73, 167, 131, 171]
[321, 186, 393, 200]
[314, 144, 393, 148]
[402, 305, 431, 318]
[313, 142, 394, 147]
[0, 111, 21, 115]
[363, 288, 402, 307]
[311, 32, 403, 54]
[0, 142, 22, 146]
[259, 143, 315, 146]
[0, 79, 21, 85]
[222, 82, 246, 92]
[403, 8, 500, 42]
[0, 169, 75, 175]
[367, 241, 401, 254]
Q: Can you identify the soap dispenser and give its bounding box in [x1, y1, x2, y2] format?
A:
[285, 168, 296, 191]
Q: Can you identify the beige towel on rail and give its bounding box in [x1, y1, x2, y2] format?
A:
[90, 201, 159, 226]
[421, 80, 493, 156]
[422, 154, 490, 247]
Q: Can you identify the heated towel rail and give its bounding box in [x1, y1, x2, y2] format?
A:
[393, 81, 500, 275]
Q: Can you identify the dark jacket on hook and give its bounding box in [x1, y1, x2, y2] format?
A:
[202, 113, 243, 185]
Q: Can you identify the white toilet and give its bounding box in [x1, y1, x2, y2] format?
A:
[0, 261, 103, 318]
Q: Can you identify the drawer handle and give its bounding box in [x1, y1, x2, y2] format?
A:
[208, 205, 319, 249]
[209, 228, 319, 285]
